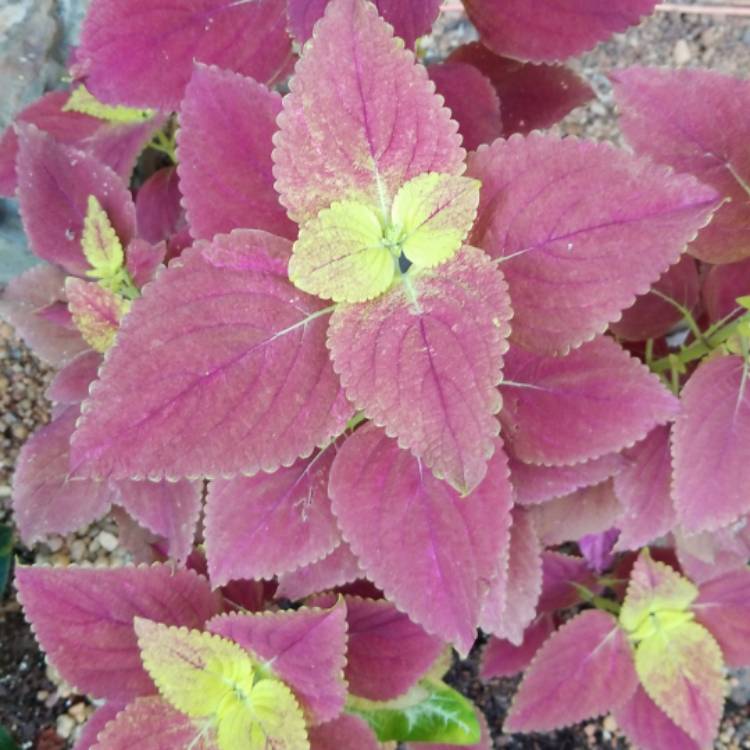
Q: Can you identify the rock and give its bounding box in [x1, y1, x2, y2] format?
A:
[97, 530, 118, 552]
[55, 713, 75, 739]
[673, 39, 692, 66]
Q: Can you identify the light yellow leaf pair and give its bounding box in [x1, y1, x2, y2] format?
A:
[64, 85, 155, 123]
[82, 195, 125, 283]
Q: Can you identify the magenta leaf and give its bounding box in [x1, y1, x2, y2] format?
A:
[274, 0, 464, 224]
[135, 168, 185, 246]
[328, 424, 513, 654]
[510, 450, 625, 507]
[16, 125, 136, 276]
[610, 255, 700, 342]
[287, 0, 441, 48]
[178, 64, 295, 242]
[328, 246, 512, 493]
[480, 617, 554, 680]
[537, 552, 600, 613]
[467, 133, 720, 353]
[208, 600, 348, 724]
[614, 426, 677, 550]
[612, 685, 701, 750]
[463, 0, 656, 63]
[579, 529, 619, 573]
[673, 355, 750, 532]
[204, 444, 341, 586]
[73, 702, 125, 750]
[276, 541, 363, 600]
[309, 714, 379, 750]
[12, 407, 116, 543]
[694, 568, 750, 668]
[702, 257, 750, 323]
[47, 351, 102, 405]
[448, 43, 593, 136]
[125, 238, 167, 289]
[15, 564, 220, 702]
[0, 264, 87, 366]
[613, 67, 750, 264]
[77, 0, 292, 110]
[428, 62, 503, 152]
[341, 596, 444, 701]
[71, 230, 353, 481]
[675, 522, 750, 585]
[501, 336, 678, 465]
[505, 610, 638, 732]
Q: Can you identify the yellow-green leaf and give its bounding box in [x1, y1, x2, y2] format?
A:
[289, 200, 394, 303]
[391, 173, 480, 269]
[64, 85, 155, 123]
[82, 195, 125, 281]
[65, 277, 129, 353]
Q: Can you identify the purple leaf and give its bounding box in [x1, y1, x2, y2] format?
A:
[702, 257, 750, 323]
[613, 685, 701, 750]
[16, 125, 136, 276]
[178, 64, 295, 242]
[125, 238, 167, 289]
[208, 600, 348, 724]
[510, 450, 625, 507]
[613, 67, 750, 264]
[73, 703, 125, 750]
[579, 529, 619, 573]
[276, 541, 363, 600]
[273, 0, 464, 224]
[287, 0, 441, 48]
[328, 424, 513, 655]
[505, 610, 638, 732]
[341, 596, 444, 701]
[463, 0, 656, 63]
[328, 246, 512, 493]
[0, 264, 87, 366]
[309, 714, 379, 750]
[467, 132, 720, 353]
[204, 445, 341, 586]
[537, 552, 600, 613]
[15, 564, 220, 702]
[116, 480, 202, 564]
[46, 351, 102, 405]
[673, 355, 750, 532]
[428, 62, 503, 152]
[448, 43, 593, 136]
[77, 0, 292, 110]
[614, 426, 677, 550]
[694, 568, 750, 668]
[70, 230, 353, 480]
[135, 168, 185, 246]
[610, 255, 701, 342]
[480, 617, 554, 680]
[501, 337, 678, 465]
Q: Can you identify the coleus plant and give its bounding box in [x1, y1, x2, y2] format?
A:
[1, 0, 749, 748]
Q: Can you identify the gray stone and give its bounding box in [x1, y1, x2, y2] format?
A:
[0, 199, 37, 284]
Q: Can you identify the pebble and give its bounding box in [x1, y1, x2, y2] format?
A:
[674, 38, 692, 65]
[55, 714, 75, 740]
[96, 531, 118, 552]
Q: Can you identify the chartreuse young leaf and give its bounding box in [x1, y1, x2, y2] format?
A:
[65, 277, 129, 353]
[64, 85, 155, 123]
[348, 680, 480, 744]
[135, 619, 309, 750]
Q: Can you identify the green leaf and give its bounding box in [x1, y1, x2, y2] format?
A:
[348, 680, 480, 745]
[0, 726, 17, 750]
[64, 85, 155, 124]
[737, 295, 750, 310]
[391, 173, 480, 269]
[0, 525, 12, 597]
[82, 195, 125, 282]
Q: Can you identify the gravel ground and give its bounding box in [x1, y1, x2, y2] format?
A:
[2, 3, 750, 748]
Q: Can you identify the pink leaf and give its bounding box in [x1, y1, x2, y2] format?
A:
[12, 407, 115, 543]
[579, 529, 619, 573]
[273, 0, 464, 224]
[287, 0, 441, 49]
[276, 541, 363, 600]
[610, 255, 700, 342]
[510, 450, 625, 507]
[135, 168, 185, 246]
[0, 264, 87, 366]
[613, 67, 750, 264]
[208, 600, 348, 724]
[178, 64, 295, 242]
[328, 424, 513, 655]
[467, 133, 720, 354]
[16, 125, 136, 276]
[505, 610, 638, 732]
[15, 564, 220, 702]
[613, 685, 701, 750]
[328, 246, 512, 493]
[480, 617, 554, 680]
[537, 552, 600, 613]
[116, 480, 202, 564]
[500, 337, 678, 465]
[694, 568, 750, 668]
[614, 426, 677, 550]
[448, 43, 593, 136]
[70, 230, 353, 481]
[309, 714, 379, 750]
[428, 62, 503, 152]
[702, 257, 750, 323]
[46, 351, 102, 404]
[77, 0, 292, 110]
[341, 596, 444, 701]
[204, 445, 341, 586]
[73, 703, 125, 750]
[675, 521, 750, 585]
[463, 0, 656, 63]
[125, 238, 167, 289]
[673, 355, 750, 532]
